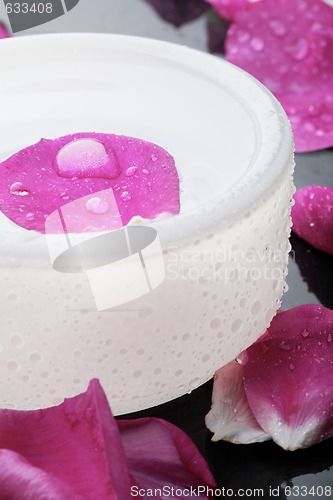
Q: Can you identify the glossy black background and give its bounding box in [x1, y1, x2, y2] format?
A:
[1, 0, 332, 497]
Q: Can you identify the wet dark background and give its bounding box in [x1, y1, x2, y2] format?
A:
[1, 0, 332, 497]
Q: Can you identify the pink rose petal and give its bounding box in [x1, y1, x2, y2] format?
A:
[0, 450, 80, 499]
[292, 185, 333, 256]
[0, 133, 180, 233]
[205, 0, 256, 21]
[0, 23, 11, 38]
[119, 418, 216, 498]
[205, 360, 270, 444]
[0, 379, 132, 498]
[226, 0, 333, 152]
[0, 380, 216, 498]
[243, 305, 333, 450]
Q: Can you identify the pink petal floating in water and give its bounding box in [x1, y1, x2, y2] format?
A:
[205, 359, 270, 444]
[119, 418, 216, 498]
[243, 305, 333, 450]
[0, 379, 132, 498]
[0, 133, 180, 233]
[292, 185, 333, 256]
[226, 0, 333, 152]
[0, 23, 11, 38]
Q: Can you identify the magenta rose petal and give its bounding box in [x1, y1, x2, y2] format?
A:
[118, 417, 216, 498]
[205, 0, 251, 21]
[205, 360, 270, 444]
[0, 23, 10, 38]
[0, 379, 132, 498]
[292, 185, 333, 256]
[226, 0, 333, 152]
[0, 449, 80, 499]
[0, 132, 180, 233]
[243, 305, 333, 451]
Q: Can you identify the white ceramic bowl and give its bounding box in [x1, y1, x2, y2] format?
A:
[0, 34, 294, 413]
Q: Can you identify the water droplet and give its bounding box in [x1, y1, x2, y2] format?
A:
[85, 197, 109, 215]
[25, 213, 34, 221]
[151, 154, 158, 162]
[142, 169, 150, 175]
[121, 191, 132, 201]
[7, 360, 19, 372]
[301, 329, 309, 338]
[56, 138, 119, 179]
[250, 37, 264, 52]
[236, 29, 250, 43]
[29, 351, 42, 363]
[61, 192, 70, 201]
[285, 38, 309, 61]
[269, 19, 286, 37]
[10, 182, 29, 196]
[280, 341, 293, 351]
[125, 166, 138, 177]
[10, 334, 24, 347]
[321, 113, 333, 124]
[289, 363, 295, 371]
[327, 333, 333, 343]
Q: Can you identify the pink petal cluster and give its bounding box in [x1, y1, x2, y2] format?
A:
[206, 305, 333, 451]
[0, 23, 11, 38]
[214, 0, 333, 152]
[0, 380, 215, 498]
[0, 133, 180, 233]
[292, 185, 333, 256]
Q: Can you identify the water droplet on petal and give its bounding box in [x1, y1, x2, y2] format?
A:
[279, 341, 293, 351]
[250, 37, 264, 52]
[327, 333, 332, 343]
[236, 29, 250, 43]
[301, 329, 309, 337]
[56, 138, 120, 179]
[321, 113, 333, 124]
[151, 154, 158, 162]
[85, 197, 109, 214]
[10, 182, 29, 196]
[285, 38, 309, 61]
[269, 19, 286, 37]
[25, 213, 35, 221]
[125, 166, 138, 177]
[121, 191, 132, 202]
[289, 363, 295, 371]
[142, 169, 150, 175]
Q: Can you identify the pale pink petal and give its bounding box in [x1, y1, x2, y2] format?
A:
[0, 133, 180, 233]
[118, 418, 216, 498]
[226, 0, 333, 152]
[243, 305, 333, 450]
[205, 360, 270, 444]
[292, 185, 333, 256]
[0, 23, 11, 38]
[0, 379, 132, 498]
